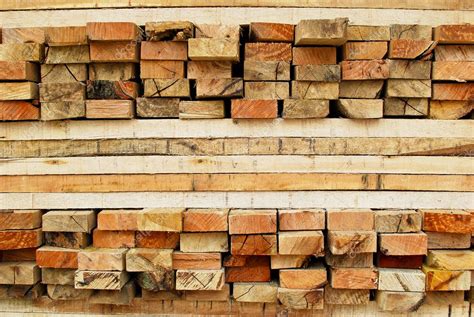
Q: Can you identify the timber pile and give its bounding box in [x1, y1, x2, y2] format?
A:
[0, 20, 472, 121]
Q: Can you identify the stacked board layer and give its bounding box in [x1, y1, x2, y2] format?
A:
[0, 19, 473, 316]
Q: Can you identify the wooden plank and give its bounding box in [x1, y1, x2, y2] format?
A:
[224, 256, 270, 282]
[291, 81, 339, 99]
[292, 47, 336, 65]
[41, 268, 75, 286]
[86, 80, 138, 100]
[336, 99, 384, 119]
[376, 291, 425, 312]
[435, 45, 474, 61]
[0, 210, 41, 230]
[145, 21, 193, 41]
[434, 24, 474, 44]
[89, 280, 135, 305]
[188, 38, 239, 62]
[343, 41, 388, 60]
[184, 283, 230, 302]
[179, 101, 225, 119]
[136, 231, 179, 249]
[1, 249, 36, 261]
[279, 266, 326, 289]
[339, 80, 384, 98]
[126, 248, 173, 272]
[86, 22, 140, 41]
[243, 60, 290, 81]
[426, 250, 474, 270]
[141, 41, 187, 61]
[180, 233, 228, 253]
[330, 267, 378, 289]
[194, 24, 240, 39]
[0, 43, 43, 62]
[0, 262, 40, 285]
[43, 210, 95, 233]
[0, 61, 38, 81]
[378, 268, 425, 291]
[173, 252, 221, 270]
[295, 18, 348, 46]
[0, 229, 42, 250]
[249, 22, 294, 42]
[41, 64, 87, 83]
[136, 270, 174, 291]
[136, 98, 179, 118]
[432, 61, 474, 81]
[377, 254, 423, 269]
[294, 64, 340, 81]
[277, 288, 324, 310]
[92, 230, 135, 248]
[282, 99, 329, 119]
[86, 100, 134, 119]
[375, 210, 421, 233]
[41, 102, 85, 121]
[432, 83, 474, 100]
[245, 81, 289, 99]
[36, 246, 78, 269]
[390, 24, 432, 40]
[175, 269, 224, 291]
[328, 231, 376, 255]
[196, 78, 242, 98]
[143, 79, 190, 97]
[278, 231, 324, 256]
[75, 270, 129, 290]
[45, 26, 87, 46]
[228, 209, 276, 234]
[140, 60, 185, 79]
[379, 233, 428, 256]
[1, 27, 45, 44]
[46, 284, 90, 301]
[44, 45, 89, 64]
[0, 82, 38, 100]
[89, 63, 136, 81]
[389, 39, 436, 60]
[429, 100, 473, 120]
[341, 60, 389, 80]
[187, 61, 232, 79]
[44, 232, 90, 249]
[327, 209, 374, 230]
[0, 101, 39, 121]
[426, 232, 471, 249]
[278, 209, 325, 231]
[423, 266, 471, 291]
[137, 208, 183, 232]
[233, 282, 277, 303]
[347, 25, 390, 41]
[384, 98, 428, 117]
[231, 234, 277, 255]
[183, 208, 228, 232]
[231, 99, 277, 119]
[386, 79, 431, 98]
[421, 209, 471, 233]
[387, 60, 431, 79]
[245, 43, 292, 62]
[97, 209, 139, 231]
[324, 285, 370, 305]
[326, 252, 373, 268]
[89, 41, 139, 62]
[78, 248, 127, 271]
[39, 82, 85, 102]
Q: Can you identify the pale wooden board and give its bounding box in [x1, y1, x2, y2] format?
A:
[1, 155, 471, 175]
[1, 119, 473, 140]
[0, 191, 472, 209]
[0, 8, 472, 28]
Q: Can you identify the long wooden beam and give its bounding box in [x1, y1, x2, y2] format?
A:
[0, 8, 472, 28]
[1, 119, 473, 140]
[1, 191, 472, 209]
[1, 156, 471, 175]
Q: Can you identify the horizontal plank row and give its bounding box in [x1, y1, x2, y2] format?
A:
[1, 173, 472, 192]
[1, 155, 471, 175]
[1, 192, 472, 209]
[2, 137, 472, 158]
[1, 119, 472, 140]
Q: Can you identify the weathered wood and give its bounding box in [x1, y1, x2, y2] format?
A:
[278, 209, 325, 231]
[292, 47, 336, 65]
[326, 252, 373, 268]
[41, 64, 87, 83]
[145, 21, 194, 41]
[231, 234, 277, 255]
[0, 82, 38, 100]
[377, 254, 423, 269]
[343, 41, 388, 60]
[36, 246, 78, 269]
[389, 39, 436, 60]
[194, 24, 240, 40]
[0, 262, 40, 285]
[231, 99, 277, 119]
[249, 22, 294, 42]
[183, 208, 228, 232]
[45, 26, 87, 46]
[277, 287, 324, 310]
[434, 45, 474, 61]
[429, 100, 473, 119]
[244, 81, 289, 100]
[341, 60, 389, 80]
[136, 231, 179, 249]
[89, 63, 136, 81]
[175, 269, 224, 291]
[136, 98, 180, 118]
[245, 43, 292, 62]
[86, 100, 134, 119]
[0, 101, 39, 121]
[86, 22, 141, 41]
[270, 255, 309, 270]
[143, 78, 190, 97]
[330, 267, 378, 289]
[89, 41, 139, 62]
[294, 64, 340, 81]
[179, 100, 225, 119]
[328, 231, 377, 255]
[375, 209, 421, 233]
[0, 43, 44, 62]
[243, 60, 290, 81]
[42, 210, 95, 233]
[41, 102, 85, 121]
[0, 229, 42, 250]
[136, 270, 174, 291]
[376, 291, 425, 312]
[44, 232, 90, 249]
[421, 209, 471, 233]
[224, 256, 270, 282]
[141, 41, 187, 61]
[1, 27, 45, 44]
[378, 268, 425, 292]
[39, 82, 85, 102]
[423, 266, 471, 291]
[432, 83, 474, 101]
[93, 230, 135, 248]
[196, 78, 242, 98]
[233, 282, 277, 303]
[44, 45, 90, 64]
[78, 248, 127, 271]
[426, 250, 474, 270]
[282, 99, 329, 119]
[187, 61, 232, 79]
[180, 232, 228, 253]
[89, 280, 136, 306]
[47, 284, 92, 301]
[386, 79, 431, 98]
[86, 80, 138, 100]
[173, 252, 221, 270]
[41, 268, 75, 286]
[390, 24, 432, 40]
[432, 61, 474, 81]
[325, 287, 369, 308]
[140, 60, 185, 79]
[427, 232, 471, 249]
[291, 81, 339, 99]
[75, 270, 130, 290]
[347, 25, 390, 41]
[126, 248, 172, 272]
[295, 18, 348, 46]
[387, 60, 431, 79]
[339, 80, 384, 98]
[0, 210, 41, 230]
[326, 209, 374, 230]
[0, 61, 39, 81]
[424, 291, 465, 306]
[278, 231, 324, 256]
[384, 98, 428, 116]
[188, 38, 239, 61]
[337, 99, 384, 119]
[0, 283, 44, 299]
[434, 24, 474, 44]
[379, 233, 428, 256]
[279, 266, 327, 289]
